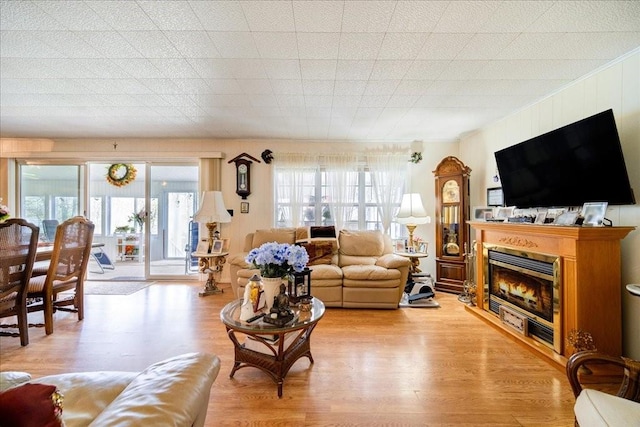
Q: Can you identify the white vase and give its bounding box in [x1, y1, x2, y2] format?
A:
[262, 277, 284, 311]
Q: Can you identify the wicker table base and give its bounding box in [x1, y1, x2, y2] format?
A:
[221, 297, 325, 397]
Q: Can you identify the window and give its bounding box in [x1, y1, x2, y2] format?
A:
[20, 164, 82, 237]
[274, 152, 407, 239]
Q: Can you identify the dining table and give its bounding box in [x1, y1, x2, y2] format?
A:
[35, 242, 105, 262]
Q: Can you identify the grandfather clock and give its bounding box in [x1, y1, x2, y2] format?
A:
[433, 156, 471, 294]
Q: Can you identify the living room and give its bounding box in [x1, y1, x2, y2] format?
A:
[1, 1, 639, 425]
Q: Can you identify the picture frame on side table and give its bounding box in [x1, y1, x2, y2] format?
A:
[210, 239, 224, 254]
[394, 239, 406, 253]
[581, 202, 608, 226]
[487, 187, 504, 207]
[195, 240, 209, 254]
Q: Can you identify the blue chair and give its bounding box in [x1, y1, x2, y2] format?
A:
[42, 219, 59, 242]
[185, 220, 199, 274]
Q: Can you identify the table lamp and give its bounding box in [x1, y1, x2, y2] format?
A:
[396, 193, 431, 251]
[194, 191, 231, 252]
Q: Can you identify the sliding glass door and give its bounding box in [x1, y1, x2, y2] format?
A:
[88, 163, 199, 279]
[88, 163, 146, 279]
[148, 165, 199, 278]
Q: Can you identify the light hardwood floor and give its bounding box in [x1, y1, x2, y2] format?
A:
[1, 281, 576, 426]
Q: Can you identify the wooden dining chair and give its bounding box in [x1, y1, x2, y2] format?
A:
[0, 218, 40, 346]
[27, 216, 94, 335]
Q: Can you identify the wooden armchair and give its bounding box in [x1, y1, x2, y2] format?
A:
[0, 218, 39, 346]
[27, 216, 94, 335]
[566, 350, 640, 426]
[567, 350, 640, 401]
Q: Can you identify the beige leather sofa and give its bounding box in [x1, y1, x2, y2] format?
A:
[1, 352, 220, 427]
[228, 227, 411, 309]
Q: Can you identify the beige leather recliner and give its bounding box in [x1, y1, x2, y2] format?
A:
[228, 227, 411, 309]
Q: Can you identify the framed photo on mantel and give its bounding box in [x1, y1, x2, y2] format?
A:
[487, 187, 504, 207]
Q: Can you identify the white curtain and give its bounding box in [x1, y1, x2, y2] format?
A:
[323, 154, 359, 230]
[273, 153, 318, 227]
[367, 151, 407, 234]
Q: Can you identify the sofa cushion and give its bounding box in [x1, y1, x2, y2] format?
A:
[342, 264, 402, 284]
[252, 229, 296, 248]
[575, 389, 640, 427]
[308, 264, 342, 282]
[339, 230, 384, 257]
[0, 382, 64, 427]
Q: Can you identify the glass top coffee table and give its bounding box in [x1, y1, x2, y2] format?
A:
[220, 297, 325, 397]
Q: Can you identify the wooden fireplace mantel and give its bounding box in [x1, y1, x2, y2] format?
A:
[468, 221, 634, 366]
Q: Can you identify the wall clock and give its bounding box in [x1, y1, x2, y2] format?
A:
[228, 153, 261, 199]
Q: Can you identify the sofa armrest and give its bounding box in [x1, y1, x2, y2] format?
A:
[376, 253, 411, 269]
[90, 352, 221, 427]
[228, 252, 250, 268]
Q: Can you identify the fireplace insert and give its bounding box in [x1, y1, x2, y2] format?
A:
[483, 244, 561, 353]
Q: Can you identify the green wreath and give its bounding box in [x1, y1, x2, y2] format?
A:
[106, 163, 137, 187]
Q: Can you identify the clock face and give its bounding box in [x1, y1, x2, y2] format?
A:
[238, 164, 247, 174]
[442, 180, 460, 203]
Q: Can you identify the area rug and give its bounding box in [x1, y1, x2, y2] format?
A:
[84, 281, 152, 296]
[399, 293, 440, 308]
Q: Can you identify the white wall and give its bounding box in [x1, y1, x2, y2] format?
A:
[459, 50, 640, 358]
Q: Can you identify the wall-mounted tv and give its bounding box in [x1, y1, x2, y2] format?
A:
[494, 109, 635, 209]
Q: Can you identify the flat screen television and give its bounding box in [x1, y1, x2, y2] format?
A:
[494, 109, 635, 208]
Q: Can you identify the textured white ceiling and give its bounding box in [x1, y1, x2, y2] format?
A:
[1, 1, 639, 142]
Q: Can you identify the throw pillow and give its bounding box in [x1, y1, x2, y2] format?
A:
[301, 241, 335, 265]
[309, 225, 336, 239]
[0, 383, 64, 427]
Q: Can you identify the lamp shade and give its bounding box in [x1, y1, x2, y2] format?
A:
[396, 193, 431, 225]
[194, 191, 231, 224]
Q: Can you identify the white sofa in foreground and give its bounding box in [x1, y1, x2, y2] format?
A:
[1, 352, 220, 427]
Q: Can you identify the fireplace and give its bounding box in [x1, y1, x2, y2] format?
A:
[483, 244, 561, 353]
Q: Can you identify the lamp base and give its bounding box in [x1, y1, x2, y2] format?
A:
[405, 224, 417, 251]
[205, 222, 218, 253]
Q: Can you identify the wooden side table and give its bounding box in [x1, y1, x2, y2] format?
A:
[395, 251, 429, 275]
[192, 251, 228, 296]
